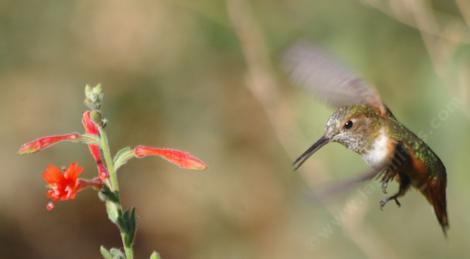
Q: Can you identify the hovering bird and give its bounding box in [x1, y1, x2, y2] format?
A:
[284, 42, 449, 235]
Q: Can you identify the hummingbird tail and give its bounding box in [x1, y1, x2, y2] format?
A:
[421, 177, 449, 236]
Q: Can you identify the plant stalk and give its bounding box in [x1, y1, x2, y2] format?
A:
[99, 127, 134, 259]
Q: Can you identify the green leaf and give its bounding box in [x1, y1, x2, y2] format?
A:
[100, 186, 123, 228]
[100, 246, 112, 259]
[113, 147, 135, 171]
[127, 208, 137, 246]
[105, 201, 120, 224]
[109, 248, 126, 259]
[99, 185, 120, 203]
[117, 207, 137, 247]
[149, 251, 161, 259]
[80, 134, 101, 145]
[100, 246, 126, 259]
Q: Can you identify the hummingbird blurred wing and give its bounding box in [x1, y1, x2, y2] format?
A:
[312, 165, 386, 201]
[284, 42, 385, 115]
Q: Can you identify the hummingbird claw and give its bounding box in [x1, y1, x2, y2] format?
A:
[393, 198, 401, 207]
[379, 196, 402, 210]
[379, 200, 386, 210]
[381, 181, 388, 194]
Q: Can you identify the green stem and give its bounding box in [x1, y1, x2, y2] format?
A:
[99, 127, 134, 259]
[99, 128, 119, 192]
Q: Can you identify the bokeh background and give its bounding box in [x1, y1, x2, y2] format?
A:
[1, 0, 470, 258]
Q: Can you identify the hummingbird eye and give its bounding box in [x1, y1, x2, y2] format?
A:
[343, 120, 354, 129]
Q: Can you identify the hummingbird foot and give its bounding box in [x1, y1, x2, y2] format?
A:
[379, 196, 401, 210]
[379, 170, 397, 194]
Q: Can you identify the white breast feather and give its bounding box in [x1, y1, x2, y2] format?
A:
[363, 128, 389, 166]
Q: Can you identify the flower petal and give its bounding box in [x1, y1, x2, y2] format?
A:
[133, 145, 208, 170]
[42, 164, 64, 184]
[18, 133, 81, 155]
[64, 162, 83, 180]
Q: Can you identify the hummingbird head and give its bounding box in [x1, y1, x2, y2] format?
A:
[293, 105, 385, 170]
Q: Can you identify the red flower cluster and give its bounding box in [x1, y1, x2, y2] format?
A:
[19, 107, 207, 211]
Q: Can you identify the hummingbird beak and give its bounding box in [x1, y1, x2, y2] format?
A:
[293, 136, 330, 170]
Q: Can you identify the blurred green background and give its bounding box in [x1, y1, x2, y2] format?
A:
[1, 0, 470, 258]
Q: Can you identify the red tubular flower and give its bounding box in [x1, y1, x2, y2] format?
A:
[42, 162, 102, 211]
[133, 145, 208, 170]
[82, 111, 109, 180]
[18, 133, 81, 155]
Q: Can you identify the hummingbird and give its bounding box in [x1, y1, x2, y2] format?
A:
[284, 42, 449, 235]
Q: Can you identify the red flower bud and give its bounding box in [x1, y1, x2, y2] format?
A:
[82, 111, 99, 135]
[82, 111, 109, 180]
[133, 145, 207, 170]
[18, 133, 81, 155]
